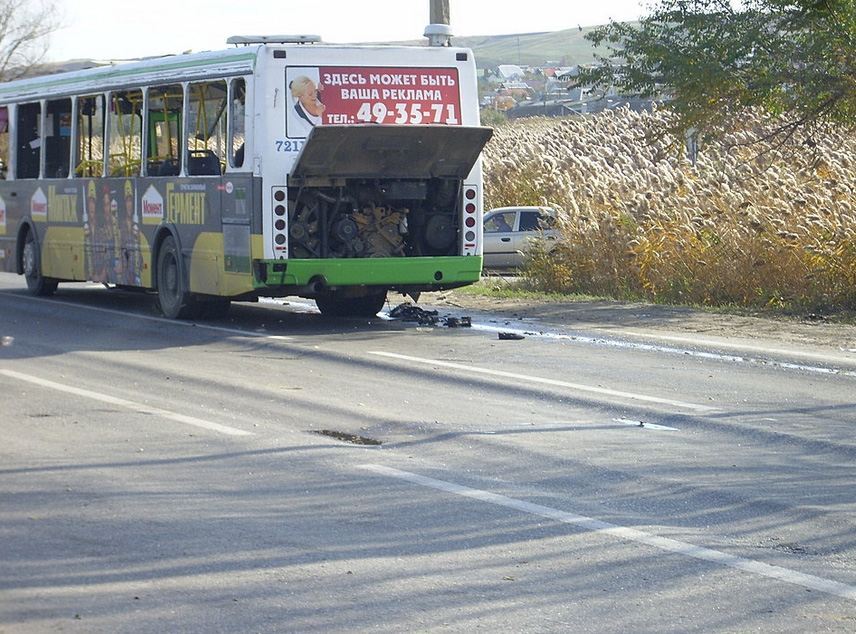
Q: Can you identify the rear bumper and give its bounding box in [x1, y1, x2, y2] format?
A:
[253, 255, 483, 291]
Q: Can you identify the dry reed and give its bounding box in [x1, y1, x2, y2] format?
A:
[482, 107, 856, 312]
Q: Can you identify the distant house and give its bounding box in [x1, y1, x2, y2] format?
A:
[507, 100, 580, 119]
[496, 64, 525, 81]
[507, 94, 657, 119]
[501, 80, 530, 91]
[556, 66, 580, 81]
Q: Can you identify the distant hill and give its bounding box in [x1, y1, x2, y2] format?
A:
[451, 25, 608, 67]
[386, 25, 610, 68]
[34, 26, 611, 78]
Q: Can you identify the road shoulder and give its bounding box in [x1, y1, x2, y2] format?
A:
[422, 289, 856, 367]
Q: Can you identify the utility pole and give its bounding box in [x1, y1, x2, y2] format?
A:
[429, 0, 450, 25]
[425, 0, 452, 47]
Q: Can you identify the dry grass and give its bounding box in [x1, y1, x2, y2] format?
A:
[482, 107, 856, 313]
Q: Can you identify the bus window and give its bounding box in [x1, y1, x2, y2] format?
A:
[108, 90, 143, 176]
[0, 106, 8, 179]
[76, 95, 105, 177]
[45, 98, 72, 178]
[229, 78, 246, 169]
[16, 102, 41, 179]
[146, 84, 183, 176]
[187, 80, 227, 176]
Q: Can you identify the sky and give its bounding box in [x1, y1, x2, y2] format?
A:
[47, 0, 646, 62]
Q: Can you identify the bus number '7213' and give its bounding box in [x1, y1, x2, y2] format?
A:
[274, 139, 306, 152]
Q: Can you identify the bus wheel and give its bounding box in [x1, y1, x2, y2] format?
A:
[156, 237, 196, 319]
[22, 230, 58, 296]
[315, 290, 387, 317]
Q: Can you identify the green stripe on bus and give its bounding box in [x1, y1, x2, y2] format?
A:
[256, 256, 483, 288]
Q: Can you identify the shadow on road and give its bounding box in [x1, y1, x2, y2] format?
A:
[0, 283, 424, 361]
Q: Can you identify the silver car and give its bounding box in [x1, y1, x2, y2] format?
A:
[482, 206, 558, 269]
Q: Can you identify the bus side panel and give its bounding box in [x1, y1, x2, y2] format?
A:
[0, 182, 27, 274]
[0, 236, 12, 273]
[40, 181, 85, 280]
[0, 180, 86, 280]
[77, 178, 150, 287]
[151, 173, 257, 297]
[42, 226, 85, 280]
[0, 182, 12, 272]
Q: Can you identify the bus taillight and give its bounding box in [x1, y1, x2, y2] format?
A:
[462, 185, 479, 255]
[272, 187, 288, 257]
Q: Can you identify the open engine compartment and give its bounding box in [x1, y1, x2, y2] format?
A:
[287, 177, 461, 259]
[282, 124, 493, 261]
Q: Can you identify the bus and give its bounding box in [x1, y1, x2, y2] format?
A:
[0, 35, 492, 318]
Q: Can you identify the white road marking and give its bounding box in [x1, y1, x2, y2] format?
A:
[360, 464, 856, 602]
[259, 297, 320, 314]
[368, 351, 717, 413]
[612, 417, 679, 431]
[2, 292, 293, 340]
[0, 369, 252, 437]
[469, 323, 856, 378]
[621, 330, 856, 366]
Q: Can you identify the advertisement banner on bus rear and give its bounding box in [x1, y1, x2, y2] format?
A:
[285, 66, 461, 138]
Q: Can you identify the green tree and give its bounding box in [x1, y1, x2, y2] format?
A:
[578, 1, 855, 144]
[0, 0, 59, 81]
[479, 107, 508, 127]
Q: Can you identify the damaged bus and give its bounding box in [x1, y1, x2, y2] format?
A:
[0, 34, 492, 318]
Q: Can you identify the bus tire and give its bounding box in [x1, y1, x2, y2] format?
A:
[315, 290, 387, 318]
[22, 230, 58, 296]
[156, 236, 197, 319]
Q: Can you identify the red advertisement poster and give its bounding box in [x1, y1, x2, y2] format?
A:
[286, 66, 461, 138]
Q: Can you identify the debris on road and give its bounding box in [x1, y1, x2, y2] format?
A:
[498, 332, 525, 340]
[390, 302, 439, 325]
[444, 316, 472, 328]
[389, 303, 472, 328]
[311, 429, 382, 446]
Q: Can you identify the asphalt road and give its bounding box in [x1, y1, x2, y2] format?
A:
[1, 272, 854, 632]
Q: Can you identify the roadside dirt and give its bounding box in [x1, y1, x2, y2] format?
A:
[421, 288, 856, 359]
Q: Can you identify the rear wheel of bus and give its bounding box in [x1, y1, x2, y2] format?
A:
[315, 290, 387, 318]
[156, 236, 197, 319]
[22, 230, 58, 296]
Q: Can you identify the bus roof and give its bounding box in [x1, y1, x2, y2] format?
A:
[0, 42, 475, 104]
[0, 47, 261, 103]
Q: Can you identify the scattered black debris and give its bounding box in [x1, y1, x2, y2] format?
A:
[444, 316, 472, 328]
[639, 421, 645, 428]
[311, 429, 382, 446]
[390, 302, 439, 325]
[498, 332, 525, 340]
[760, 537, 810, 555]
[775, 543, 808, 554]
[390, 302, 472, 328]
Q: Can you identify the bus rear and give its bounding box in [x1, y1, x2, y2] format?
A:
[252, 43, 491, 316]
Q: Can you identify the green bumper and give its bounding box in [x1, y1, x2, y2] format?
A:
[254, 256, 483, 289]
